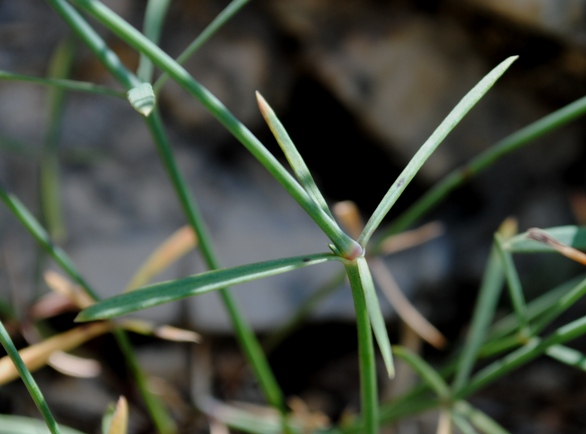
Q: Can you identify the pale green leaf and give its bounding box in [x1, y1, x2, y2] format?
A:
[77, 253, 343, 321]
[257, 91, 334, 220]
[357, 257, 394, 378]
[358, 56, 518, 247]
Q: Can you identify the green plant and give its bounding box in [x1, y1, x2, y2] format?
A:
[2, 1, 586, 434]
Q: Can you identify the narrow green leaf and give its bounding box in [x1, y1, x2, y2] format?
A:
[357, 257, 394, 378]
[531, 275, 586, 335]
[393, 346, 449, 398]
[374, 79, 586, 249]
[0, 415, 84, 434]
[137, 0, 171, 82]
[452, 245, 504, 392]
[68, 0, 361, 259]
[77, 253, 343, 322]
[358, 56, 517, 247]
[0, 321, 62, 434]
[487, 275, 584, 341]
[0, 187, 100, 301]
[154, 0, 250, 93]
[453, 401, 509, 434]
[257, 91, 334, 220]
[0, 71, 125, 98]
[546, 344, 586, 371]
[457, 315, 586, 399]
[503, 225, 586, 253]
[127, 82, 156, 117]
[494, 234, 528, 335]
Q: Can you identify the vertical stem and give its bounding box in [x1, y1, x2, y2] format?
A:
[346, 261, 379, 434]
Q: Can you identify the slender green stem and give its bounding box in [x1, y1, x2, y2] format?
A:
[68, 0, 361, 259]
[145, 111, 290, 423]
[0, 321, 62, 434]
[0, 71, 125, 97]
[137, 0, 171, 82]
[494, 234, 529, 336]
[153, 0, 250, 93]
[375, 93, 586, 249]
[346, 261, 379, 434]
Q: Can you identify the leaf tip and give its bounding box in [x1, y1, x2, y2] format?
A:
[255, 90, 271, 118]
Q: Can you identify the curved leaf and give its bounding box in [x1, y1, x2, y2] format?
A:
[503, 226, 586, 253]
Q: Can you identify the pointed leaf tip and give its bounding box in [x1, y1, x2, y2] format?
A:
[127, 82, 155, 117]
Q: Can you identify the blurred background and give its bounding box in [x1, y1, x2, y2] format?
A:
[1, 0, 586, 432]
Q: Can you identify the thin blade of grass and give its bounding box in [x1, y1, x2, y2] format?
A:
[257, 92, 334, 220]
[503, 226, 586, 253]
[77, 253, 343, 322]
[452, 245, 504, 392]
[545, 344, 586, 371]
[344, 260, 379, 434]
[457, 314, 586, 399]
[376, 95, 586, 249]
[0, 71, 125, 98]
[358, 56, 517, 247]
[0, 187, 100, 301]
[356, 257, 394, 378]
[68, 0, 361, 259]
[153, 0, 250, 93]
[0, 321, 62, 434]
[487, 275, 585, 341]
[494, 234, 529, 336]
[137, 0, 171, 82]
[453, 401, 509, 434]
[392, 346, 449, 399]
[530, 275, 586, 336]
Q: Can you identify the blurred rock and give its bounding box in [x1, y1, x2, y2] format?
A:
[466, 0, 586, 44]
